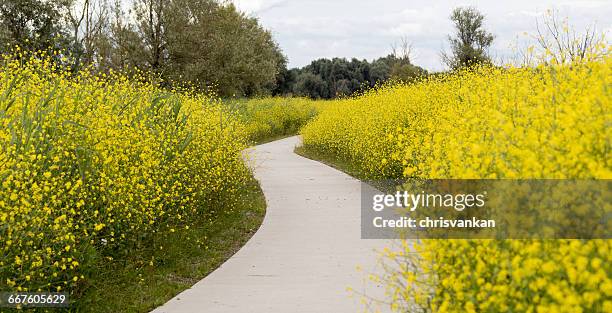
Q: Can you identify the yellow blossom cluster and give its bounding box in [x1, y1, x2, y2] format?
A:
[378, 239, 611, 312]
[230, 97, 328, 143]
[0, 53, 250, 294]
[301, 55, 611, 311]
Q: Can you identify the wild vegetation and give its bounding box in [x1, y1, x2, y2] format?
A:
[441, 7, 495, 70]
[228, 97, 329, 144]
[0, 51, 251, 304]
[300, 37, 611, 313]
[0, 50, 325, 309]
[0, 0, 285, 97]
[0, 0, 431, 99]
[274, 47, 427, 99]
[274, 6, 493, 99]
[1, 1, 609, 312]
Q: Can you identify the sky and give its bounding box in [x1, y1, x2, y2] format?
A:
[232, 0, 611, 71]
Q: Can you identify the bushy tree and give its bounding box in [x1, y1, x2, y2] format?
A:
[285, 52, 427, 99]
[271, 60, 297, 96]
[289, 58, 368, 99]
[370, 58, 391, 84]
[0, 0, 68, 53]
[442, 7, 494, 70]
[154, 0, 284, 96]
[1, 0, 434, 98]
[294, 72, 328, 99]
[390, 62, 427, 82]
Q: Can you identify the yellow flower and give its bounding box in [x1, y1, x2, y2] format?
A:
[300, 53, 612, 312]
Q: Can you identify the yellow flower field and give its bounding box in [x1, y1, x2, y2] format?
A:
[301, 55, 611, 311]
[0, 53, 251, 294]
[1, 47, 609, 311]
[228, 97, 329, 144]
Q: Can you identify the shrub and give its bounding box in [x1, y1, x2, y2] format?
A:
[0, 53, 250, 295]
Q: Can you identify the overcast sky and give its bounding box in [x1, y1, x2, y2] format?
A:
[232, 0, 611, 71]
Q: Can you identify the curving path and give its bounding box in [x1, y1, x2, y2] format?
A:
[152, 136, 389, 313]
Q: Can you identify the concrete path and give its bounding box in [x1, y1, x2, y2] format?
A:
[152, 136, 390, 313]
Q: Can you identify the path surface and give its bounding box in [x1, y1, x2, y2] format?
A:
[152, 136, 390, 313]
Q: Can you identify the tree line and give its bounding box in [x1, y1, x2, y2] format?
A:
[1, 2, 500, 99]
[272, 7, 495, 99]
[273, 42, 428, 99]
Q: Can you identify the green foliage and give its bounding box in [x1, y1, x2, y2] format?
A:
[370, 58, 391, 84]
[442, 6, 495, 70]
[390, 62, 427, 82]
[164, 1, 284, 97]
[1, 0, 437, 99]
[294, 71, 329, 99]
[0, 0, 68, 54]
[1, 0, 285, 98]
[277, 56, 427, 99]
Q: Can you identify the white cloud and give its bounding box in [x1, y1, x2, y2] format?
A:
[233, 0, 612, 71]
[517, 10, 544, 17]
[386, 23, 423, 36]
[559, 1, 608, 9]
[232, 0, 287, 13]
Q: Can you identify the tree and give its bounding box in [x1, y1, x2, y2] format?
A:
[293, 72, 328, 99]
[64, 0, 113, 69]
[0, 0, 286, 97]
[370, 58, 390, 84]
[390, 62, 426, 82]
[278, 52, 428, 99]
[163, 0, 284, 96]
[441, 7, 494, 70]
[134, 0, 167, 72]
[290, 57, 371, 99]
[389, 37, 427, 81]
[107, 0, 148, 71]
[532, 9, 607, 65]
[391, 36, 413, 65]
[0, 0, 68, 54]
[271, 58, 296, 96]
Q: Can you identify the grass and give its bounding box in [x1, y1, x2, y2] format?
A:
[74, 175, 266, 313]
[294, 145, 366, 179]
